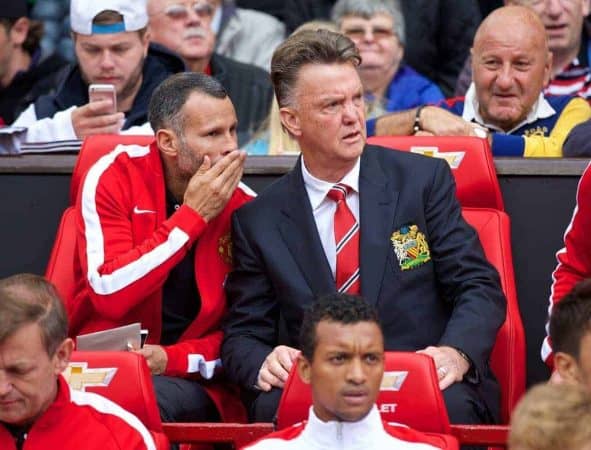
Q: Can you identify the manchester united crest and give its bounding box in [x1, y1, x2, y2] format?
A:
[390, 225, 431, 270]
[218, 233, 233, 265]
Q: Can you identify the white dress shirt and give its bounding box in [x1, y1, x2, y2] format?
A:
[301, 157, 360, 278]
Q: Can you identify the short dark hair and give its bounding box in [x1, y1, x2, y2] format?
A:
[300, 293, 381, 361]
[549, 279, 591, 360]
[0, 274, 68, 356]
[148, 72, 228, 137]
[270, 29, 361, 107]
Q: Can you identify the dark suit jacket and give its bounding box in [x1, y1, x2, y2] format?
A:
[222, 145, 506, 413]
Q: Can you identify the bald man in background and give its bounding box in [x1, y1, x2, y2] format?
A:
[368, 5, 590, 157]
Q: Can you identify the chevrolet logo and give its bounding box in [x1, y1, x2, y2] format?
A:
[410, 146, 465, 169]
[381, 370, 408, 391]
[63, 362, 118, 391]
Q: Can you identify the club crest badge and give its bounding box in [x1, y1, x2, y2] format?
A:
[390, 224, 431, 270]
[218, 233, 233, 265]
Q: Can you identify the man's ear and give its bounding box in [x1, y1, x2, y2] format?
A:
[9, 17, 30, 47]
[141, 29, 151, 57]
[554, 351, 582, 385]
[279, 106, 302, 138]
[53, 338, 75, 374]
[297, 354, 312, 385]
[156, 129, 178, 157]
[543, 51, 553, 87]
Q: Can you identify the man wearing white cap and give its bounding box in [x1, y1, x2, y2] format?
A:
[12, 0, 185, 143]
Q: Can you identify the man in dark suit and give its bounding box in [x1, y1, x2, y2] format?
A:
[221, 29, 506, 430]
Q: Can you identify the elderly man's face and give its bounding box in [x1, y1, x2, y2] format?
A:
[280, 63, 366, 182]
[148, 0, 215, 63]
[75, 30, 149, 108]
[520, 0, 589, 58]
[0, 323, 70, 426]
[298, 320, 384, 422]
[472, 17, 551, 131]
[340, 13, 403, 87]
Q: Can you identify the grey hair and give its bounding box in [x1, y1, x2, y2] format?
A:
[331, 0, 406, 46]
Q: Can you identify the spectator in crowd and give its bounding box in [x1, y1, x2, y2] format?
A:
[243, 294, 458, 450]
[542, 165, 591, 366]
[245, 19, 337, 156]
[211, 0, 286, 71]
[69, 72, 252, 423]
[368, 5, 591, 157]
[222, 29, 505, 436]
[544, 279, 591, 385]
[332, 0, 444, 119]
[399, 0, 481, 97]
[11, 0, 185, 143]
[0, 273, 156, 450]
[30, 0, 75, 63]
[235, 0, 335, 33]
[147, 0, 274, 145]
[509, 383, 591, 450]
[562, 118, 591, 157]
[455, 0, 591, 99]
[0, 0, 67, 125]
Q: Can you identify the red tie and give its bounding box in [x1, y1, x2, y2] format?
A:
[327, 183, 360, 294]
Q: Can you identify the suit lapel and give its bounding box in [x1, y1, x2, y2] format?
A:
[278, 158, 336, 295]
[359, 147, 399, 305]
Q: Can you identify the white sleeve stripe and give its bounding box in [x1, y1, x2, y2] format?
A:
[238, 181, 257, 198]
[187, 354, 222, 379]
[70, 387, 156, 450]
[81, 144, 189, 295]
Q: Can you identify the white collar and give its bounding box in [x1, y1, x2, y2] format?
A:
[301, 157, 360, 212]
[302, 405, 385, 448]
[462, 82, 556, 134]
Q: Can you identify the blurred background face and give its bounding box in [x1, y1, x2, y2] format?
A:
[75, 31, 148, 107]
[518, 0, 589, 60]
[472, 13, 551, 131]
[0, 23, 13, 85]
[299, 320, 384, 422]
[340, 13, 403, 88]
[0, 323, 67, 426]
[148, 0, 215, 63]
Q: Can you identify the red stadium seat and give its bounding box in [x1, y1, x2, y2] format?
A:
[366, 136, 503, 210]
[64, 351, 169, 450]
[462, 208, 526, 423]
[276, 351, 452, 434]
[45, 206, 78, 303]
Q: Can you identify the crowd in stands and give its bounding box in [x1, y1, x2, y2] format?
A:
[5, 0, 591, 449]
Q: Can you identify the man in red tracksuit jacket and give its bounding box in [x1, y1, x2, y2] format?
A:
[69, 72, 253, 423]
[0, 273, 158, 450]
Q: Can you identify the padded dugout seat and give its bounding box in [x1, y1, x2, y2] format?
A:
[367, 136, 503, 210]
[64, 351, 169, 450]
[276, 351, 452, 434]
[462, 208, 525, 423]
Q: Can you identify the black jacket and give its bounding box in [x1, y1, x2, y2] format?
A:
[210, 53, 273, 146]
[33, 43, 185, 130]
[401, 0, 481, 97]
[0, 49, 68, 124]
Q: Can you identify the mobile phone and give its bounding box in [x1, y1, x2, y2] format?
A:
[140, 329, 149, 348]
[88, 84, 117, 113]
